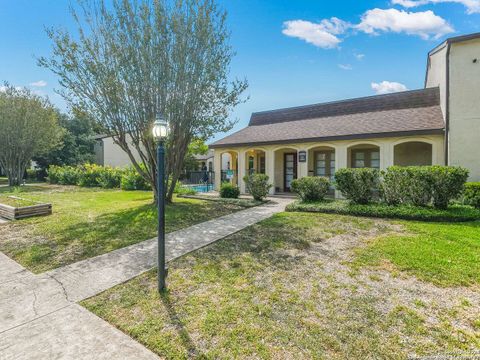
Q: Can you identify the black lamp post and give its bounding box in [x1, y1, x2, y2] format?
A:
[152, 113, 169, 292]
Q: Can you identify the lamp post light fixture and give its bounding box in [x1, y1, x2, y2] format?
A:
[152, 113, 169, 292]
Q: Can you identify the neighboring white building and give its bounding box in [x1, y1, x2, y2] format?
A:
[94, 134, 143, 168]
[94, 136, 224, 171]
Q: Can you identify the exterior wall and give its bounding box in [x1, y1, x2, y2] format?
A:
[94, 140, 104, 165]
[97, 135, 143, 168]
[448, 38, 480, 181]
[426, 44, 448, 120]
[212, 134, 444, 196]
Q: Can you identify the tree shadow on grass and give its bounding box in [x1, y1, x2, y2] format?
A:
[160, 291, 204, 359]
[45, 200, 237, 267]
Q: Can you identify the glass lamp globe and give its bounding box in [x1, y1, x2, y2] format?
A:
[152, 114, 168, 141]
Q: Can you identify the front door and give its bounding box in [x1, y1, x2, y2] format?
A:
[284, 153, 297, 192]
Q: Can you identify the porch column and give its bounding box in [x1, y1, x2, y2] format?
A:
[265, 149, 275, 195]
[432, 140, 444, 165]
[238, 149, 247, 193]
[382, 142, 394, 170]
[297, 149, 308, 179]
[335, 145, 347, 198]
[213, 149, 222, 191]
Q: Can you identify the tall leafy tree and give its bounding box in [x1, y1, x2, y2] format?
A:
[39, 0, 247, 201]
[33, 109, 97, 176]
[0, 84, 62, 186]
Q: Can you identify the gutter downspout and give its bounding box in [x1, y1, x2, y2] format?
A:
[445, 43, 451, 165]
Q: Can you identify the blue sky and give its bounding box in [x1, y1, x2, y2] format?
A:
[1, 0, 479, 142]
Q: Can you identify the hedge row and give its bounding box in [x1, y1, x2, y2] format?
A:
[286, 200, 480, 222]
[334, 166, 469, 209]
[47, 164, 151, 191]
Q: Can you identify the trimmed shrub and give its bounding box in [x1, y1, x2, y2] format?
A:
[97, 167, 123, 189]
[381, 165, 468, 209]
[464, 182, 480, 209]
[243, 174, 272, 201]
[429, 166, 469, 209]
[291, 176, 330, 202]
[47, 165, 80, 185]
[380, 167, 406, 206]
[380, 166, 432, 206]
[77, 163, 103, 187]
[220, 182, 240, 199]
[403, 167, 433, 207]
[120, 166, 152, 191]
[335, 168, 380, 205]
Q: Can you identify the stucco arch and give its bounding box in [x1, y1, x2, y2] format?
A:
[391, 137, 435, 147]
[393, 140, 433, 166]
[304, 143, 337, 151]
[272, 145, 300, 153]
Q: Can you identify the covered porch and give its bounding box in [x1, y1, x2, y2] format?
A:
[212, 136, 444, 197]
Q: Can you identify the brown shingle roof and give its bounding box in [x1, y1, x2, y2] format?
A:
[210, 88, 445, 148]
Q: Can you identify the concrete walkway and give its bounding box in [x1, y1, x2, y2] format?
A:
[0, 197, 292, 359]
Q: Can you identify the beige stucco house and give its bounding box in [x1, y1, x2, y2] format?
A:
[210, 33, 480, 196]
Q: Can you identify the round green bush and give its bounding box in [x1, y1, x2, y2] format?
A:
[335, 168, 380, 205]
[464, 182, 480, 209]
[291, 176, 330, 202]
[220, 182, 240, 199]
[243, 174, 272, 201]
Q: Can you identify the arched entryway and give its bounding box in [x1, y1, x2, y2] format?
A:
[307, 146, 336, 182]
[348, 144, 380, 169]
[244, 149, 266, 176]
[394, 141, 432, 166]
[220, 150, 239, 186]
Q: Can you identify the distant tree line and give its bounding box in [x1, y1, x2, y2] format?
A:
[0, 84, 96, 186]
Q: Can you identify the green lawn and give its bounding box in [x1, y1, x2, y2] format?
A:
[354, 220, 480, 287]
[83, 213, 480, 359]
[0, 185, 248, 272]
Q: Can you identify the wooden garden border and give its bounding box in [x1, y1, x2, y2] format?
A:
[0, 196, 52, 220]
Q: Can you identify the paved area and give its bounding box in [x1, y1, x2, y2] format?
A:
[0, 197, 292, 359]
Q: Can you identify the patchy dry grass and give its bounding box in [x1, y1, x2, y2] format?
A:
[82, 213, 480, 359]
[0, 184, 247, 273]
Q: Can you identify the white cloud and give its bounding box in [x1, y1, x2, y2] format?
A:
[392, 0, 480, 14]
[0, 85, 22, 92]
[338, 64, 353, 70]
[357, 8, 454, 39]
[29, 80, 47, 87]
[354, 53, 365, 60]
[371, 81, 408, 94]
[283, 8, 453, 49]
[282, 18, 350, 49]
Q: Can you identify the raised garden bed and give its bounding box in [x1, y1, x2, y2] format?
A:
[0, 196, 52, 220]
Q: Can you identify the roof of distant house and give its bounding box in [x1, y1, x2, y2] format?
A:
[210, 87, 445, 148]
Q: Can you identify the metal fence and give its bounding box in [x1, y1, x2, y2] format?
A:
[181, 171, 215, 186]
